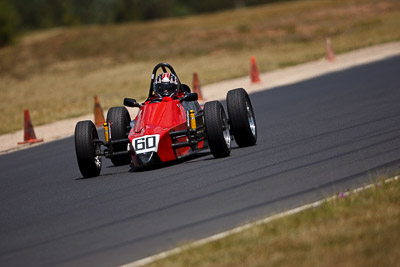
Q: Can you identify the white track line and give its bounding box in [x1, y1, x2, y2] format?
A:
[121, 175, 399, 267]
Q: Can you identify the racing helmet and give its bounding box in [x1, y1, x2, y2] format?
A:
[154, 73, 179, 98]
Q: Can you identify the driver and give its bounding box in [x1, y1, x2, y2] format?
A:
[152, 72, 201, 113]
[154, 73, 180, 99]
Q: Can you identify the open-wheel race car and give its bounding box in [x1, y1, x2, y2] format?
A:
[74, 63, 257, 178]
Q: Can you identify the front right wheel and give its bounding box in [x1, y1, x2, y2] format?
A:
[74, 120, 102, 178]
[204, 101, 231, 158]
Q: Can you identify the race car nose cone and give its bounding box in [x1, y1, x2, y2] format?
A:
[137, 152, 161, 166]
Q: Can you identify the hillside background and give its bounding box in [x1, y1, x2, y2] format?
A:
[1, 0, 290, 46]
[0, 0, 399, 134]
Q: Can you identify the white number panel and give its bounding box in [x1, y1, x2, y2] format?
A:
[132, 135, 160, 154]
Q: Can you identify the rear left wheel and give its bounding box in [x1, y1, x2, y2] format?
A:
[74, 120, 102, 178]
[204, 101, 231, 158]
[226, 88, 257, 147]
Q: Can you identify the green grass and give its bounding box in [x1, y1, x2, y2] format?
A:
[145, 177, 400, 267]
[1, 0, 400, 134]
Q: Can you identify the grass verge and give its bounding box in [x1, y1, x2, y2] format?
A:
[1, 0, 400, 134]
[145, 176, 400, 267]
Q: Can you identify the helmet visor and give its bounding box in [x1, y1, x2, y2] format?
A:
[154, 82, 178, 97]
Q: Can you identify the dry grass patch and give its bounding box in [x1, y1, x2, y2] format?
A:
[1, 0, 400, 134]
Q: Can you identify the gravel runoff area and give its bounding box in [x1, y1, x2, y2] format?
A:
[1, 41, 399, 155]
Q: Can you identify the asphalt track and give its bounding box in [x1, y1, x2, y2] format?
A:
[1, 56, 400, 267]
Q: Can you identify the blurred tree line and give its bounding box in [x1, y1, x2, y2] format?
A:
[0, 0, 291, 47]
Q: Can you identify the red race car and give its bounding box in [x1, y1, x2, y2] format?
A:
[74, 63, 257, 178]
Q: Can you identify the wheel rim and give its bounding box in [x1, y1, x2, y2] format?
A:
[94, 154, 101, 170]
[92, 129, 102, 171]
[222, 111, 231, 147]
[246, 100, 256, 137]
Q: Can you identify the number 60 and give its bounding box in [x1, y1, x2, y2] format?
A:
[134, 136, 156, 151]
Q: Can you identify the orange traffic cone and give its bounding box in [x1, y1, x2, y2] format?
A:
[18, 109, 44, 145]
[192, 72, 205, 101]
[94, 95, 105, 127]
[325, 37, 336, 62]
[250, 56, 261, 83]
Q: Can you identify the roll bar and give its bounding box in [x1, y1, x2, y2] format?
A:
[147, 63, 182, 100]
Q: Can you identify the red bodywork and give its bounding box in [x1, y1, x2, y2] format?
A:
[128, 96, 205, 166]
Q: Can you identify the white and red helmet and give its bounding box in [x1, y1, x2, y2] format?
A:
[154, 73, 179, 98]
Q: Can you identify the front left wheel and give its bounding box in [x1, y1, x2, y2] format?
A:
[75, 120, 102, 178]
[204, 101, 231, 158]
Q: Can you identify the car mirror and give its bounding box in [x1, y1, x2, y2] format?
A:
[124, 98, 140, 108]
[180, 93, 198, 102]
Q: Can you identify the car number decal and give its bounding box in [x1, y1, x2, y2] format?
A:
[132, 134, 160, 154]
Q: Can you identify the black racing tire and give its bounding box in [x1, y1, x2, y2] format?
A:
[106, 106, 131, 166]
[75, 120, 102, 178]
[226, 88, 257, 147]
[204, 101, 231, 158]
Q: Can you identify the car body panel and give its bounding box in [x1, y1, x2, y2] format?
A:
[128, 96, 204, 166]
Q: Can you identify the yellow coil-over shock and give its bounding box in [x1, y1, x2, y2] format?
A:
[103, 122, 109, 143]
[189, 110, 196, 130]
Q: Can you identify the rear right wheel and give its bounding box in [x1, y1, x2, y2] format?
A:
[204, 101, 231, 158]
[106, 106, 132, 166]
